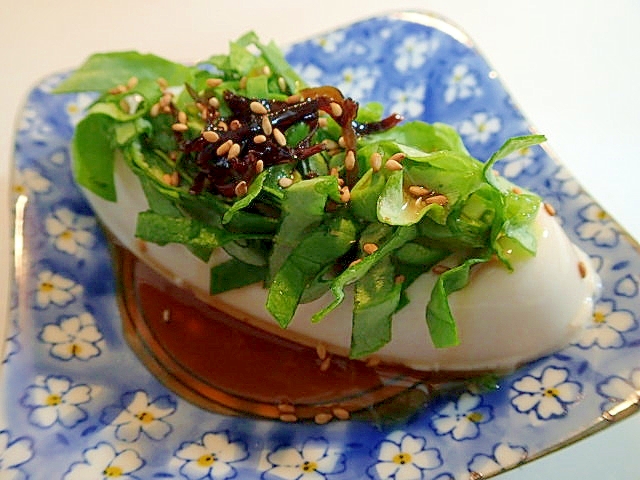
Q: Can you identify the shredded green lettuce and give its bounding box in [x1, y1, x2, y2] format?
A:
[55, 33, 546, 356]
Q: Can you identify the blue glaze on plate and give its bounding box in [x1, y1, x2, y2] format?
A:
[3, 11, 639, 480]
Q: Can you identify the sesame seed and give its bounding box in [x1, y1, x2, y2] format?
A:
[216, 139, 233, 156]
[408, 185, 430, 197]
[239, 76, 248, 89]
[330, 167, 339, 177]
[119, 98, 131, 113]
[424, 194, 448, 206]
[150, 103, 160, 117]
[162, 173, 172, 185]
[136, 238, 148, 253]
[253, 134, 267, 144]
[316, 343, 327, 360]
[206, 77, 223, 88]
[432, 264, 450, 275]
[320, 356, 331, 372]
[250, 101, 268, 115]
[279, 413, 298, 422]
[365, 357, 381, 368]
[330, 102, 343, 117]
[217, 121, 228, 131]
[363, 243, 378, 255]
[261, 115, 272, 135]
[171, 123, 189, 132]
[256, 160, 264, 173]
[229, 119, 242, 130]
[318, 117, 328, 128]
[162, 309, 171, 323]
[208, 97, 220, 109]
[126, 76, 139, 89]
[389, 152, 406, 163]
[332, 407, 350, 421]
[370, 152, 383, 172]
[108, 84, 127, 95]
[338, 136, 346, 148]
[286, 94, 301, 104]
[339, 186, 351, 203]
[385, 159, 403, 171]
[314, 413, 333, 425]
[512, 186, 523, 194]
[278, 76, 287, 92]
[273, 128, 287, 146]
[349, 258, 362, 268]
[234, 181, 248, 197]
[278, 177, 293, 188]
[202, 130, 220, 143]
[170, 171, 180, 186]
[344, 150, 356, 171]
[544, 202, 556, 216]
[395, 274, 405, 284]
[277, 403, 296, 413]
[157, 77, 168, 90]
[177, 111, 187, 124]
[228, 143, 241, 159]
[578, 261, 587, 278]
[262, 65, 271, 76]
[322, 139, 339, 150]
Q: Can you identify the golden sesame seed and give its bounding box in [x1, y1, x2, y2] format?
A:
[119, 98, 131, 113]
[202, 130, 220, 143]
[250, 101, 268, 115]
[363, 243, 378, 255]
[314, 413, 333, 425]
[206, 77, 223, 88]
[126, 76, 139, 89]
[239, 76, 248, 89]
[108, 84, 127, 95]
[278, 76, 287, 92]
[277, 403, 296, 413]
[330, 101, 343, 117]
[208, 97, 220, 109]
[512, 186, 523, 194]
[229, 119, 242, 131]
[262, 65, 271, 76]
[286, 94, 301, 104]
[150, 103, 161, 117]
[395, 274, 406, 284]
[162, 173, 172, 185]
[339, 186, 351, 203]
[177, 111, 187, 124]
[329, 167, 339, 177]
[424, 194, 448, 206]
[578, 261, 587, 278]
[370, 152, 383, 172]
[408, 185, 430, 197]
[338, 136, 346, 148]
[157, 77, 168, 89]
[170, 171, 180, 186]
[322, 139, 339, 150]
[279, 413, 298, 423]
[162, 309, 171, 323]
[228, 143, 241, 159]
[316, 343, 327, 360]
[256, 159, 264, 173]
[385, 159, 403, 171]
[234, 181, 248, 197]
[349, 258, 362, 268]
[273, 128, 287, 146]
[278, 177, 293, 188]
[332, 407, 350, 421]
[544, 202, 556, 216]
[318, 117, 328, 128]
[171, 123, 189, 132]
[344, 150, 356, 171]
[136, 238, 148, 253]
[320, 356, 331, 372]
[365, 357, 381, 368]
[216, 139, 233, 156]
[253, 134, 267, 144]
[389, 152, 406, 163]
[217, 121, 228, 131]
[261, 115, 272, 135]
[432, 264, 450, 275]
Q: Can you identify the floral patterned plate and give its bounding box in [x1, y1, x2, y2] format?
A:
[3, 11, 640, 480]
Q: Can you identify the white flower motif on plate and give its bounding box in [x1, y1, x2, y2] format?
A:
[368, 431, 442, 480]
[262, 437, 345, 480]
[430, 392, 493, 441]
[34, 269, 83, 309]
[174, 431, 249, 480]
[38, 312, 103, 361]
[0, 430, 34, 480]
[444, 64, 480, 104]
[574, 298, 636, 349]
[45, 207, 96, 256]
[467, 442, 527, 477]
[63, 442, 145, 480]
[458, 112, 501, 144]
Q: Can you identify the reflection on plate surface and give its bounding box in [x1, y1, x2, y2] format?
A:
[2, 11, 640, 480]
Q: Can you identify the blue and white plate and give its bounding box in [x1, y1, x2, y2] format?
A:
[3, 11, 640, 480]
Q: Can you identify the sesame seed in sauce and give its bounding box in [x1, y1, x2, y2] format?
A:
[370, 152, 382, 172]
[432, 264, 451, 275]
[277, 403, 296, 414]
[512, 186, 523, 195]
[286, 94, 301, 104]
[150, 103, 160, 117]
[365, 357, 381, 368]
[273, 128, 287, 146]
[332, 407, 350, 421]
[162, 309, 171, 323]
[171, 123, 188, 132]
[363, 243, 378, 255]
[337, 136, 346, 148]
[228, 143, 241, 159]
[239, 76, 248, 89]
[316, 343, 327, 360]
[319, 356, 331, 372]
[278, 177, 293, 188]
[408, 185, 430, 197]
[126, 76, 139, 90]
[384, 159, 403, 171]
[202, 130, 220, 143]
[205, 77, 223, 88]
[250, 101, 268, 115]
[314, 413, 333, 425]
[216, 139, 233, 156]
[256, 159, 264, 173]
[389, 152, 406, 163]
[344, 150, 356, 171]
[339, 186, 351, 203]
[208, 97, 220, 109]
[424, 194, 448, 206]
[170, 171, 180, 187]
[279, 413, 298, 423]
[318, 117, 328, 128]
[329, 102, 343, 117]
[162, 173, 172, 185]
[253, 134, 267, 144]
[544, 202, 556, 216]
[177, 111, 188, 124]
[348, 258, 362, 268]
[261, 115, 273, 135]
[578, 261, 587, 278]
[277, 76, 287, 92]
[156, 77, 168, 90]
[322, 139, 339, 150]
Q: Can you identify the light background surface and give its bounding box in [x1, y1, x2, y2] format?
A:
[1, 1, 638, 478]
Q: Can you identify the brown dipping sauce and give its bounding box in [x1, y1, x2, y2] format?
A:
[114, 244, 471, 423]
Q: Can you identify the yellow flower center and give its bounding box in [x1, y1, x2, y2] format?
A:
[477, 123, 486, 132]
[544, 388, 559, 398]
[40, 282, 54, 292]
[197, 454, 216, 467]
[593, 311, 607, 324]
[69, 344, 82, 356]
[67, 104, 79, 115]
[135, 411, 155, 424]
[13, 185, 26, 194]
[301, 461, 318, 472]
[466, 412, 484, 423]
[60, 230, 74, 240]
[597, 210, 608, 220]
[103, 466, 123, 477]
[46, 394, 62, 406]
[518, 146, 530, 156]
[392, 453, 412, 464]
